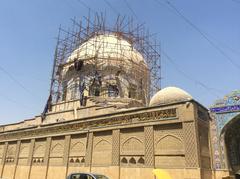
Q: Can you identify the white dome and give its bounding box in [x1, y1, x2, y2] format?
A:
[149, 86, 192, 106]
[67, 34, 146, 66]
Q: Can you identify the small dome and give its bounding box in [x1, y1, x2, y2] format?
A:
[149, 86, 192, 106]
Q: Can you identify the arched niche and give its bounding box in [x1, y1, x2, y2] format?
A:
[92, 139, 112, 166]
[70, 141, 85, 156]
[221, 114, 240, 176]
[19, 146, 29, 157]
[7, 146, 15, 157]
[155, 135, 184, 154]
[210, 90, 240, 171]
[33, 145, 45, 157]
[50, 143, 64, 157]
[122, 137, 144, 154]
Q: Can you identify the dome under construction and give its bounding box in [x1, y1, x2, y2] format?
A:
[61, 33, 149, 106]
[44, 15, 161, 123]
[67, 34, 146, 65]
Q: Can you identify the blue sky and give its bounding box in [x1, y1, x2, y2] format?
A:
[0, 0, 239, 125]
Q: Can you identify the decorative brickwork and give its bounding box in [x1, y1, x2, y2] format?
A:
[144, 126, 154, 167]
[112, 129, 120, 166]
[183, 122, 200, 167]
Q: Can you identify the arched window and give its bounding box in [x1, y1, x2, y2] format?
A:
[108, 85, 119, 97]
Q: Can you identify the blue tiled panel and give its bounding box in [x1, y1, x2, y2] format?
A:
[210, 90, 240, 169]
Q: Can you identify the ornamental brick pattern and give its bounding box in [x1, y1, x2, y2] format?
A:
[183, 122, 199, 167]
[112, 129, 120, 166]
[144, 126, 154, 167]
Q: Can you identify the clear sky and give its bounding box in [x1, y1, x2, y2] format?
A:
[0, 0, 239, 125]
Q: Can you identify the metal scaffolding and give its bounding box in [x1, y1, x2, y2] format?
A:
[48, 13, 161, 109]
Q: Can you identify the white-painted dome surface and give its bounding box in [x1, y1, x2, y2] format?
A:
[149, 86, 192, 106]
[67, 34, 146, 66]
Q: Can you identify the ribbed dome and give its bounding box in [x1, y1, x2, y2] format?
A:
[149, 86, 192, 106]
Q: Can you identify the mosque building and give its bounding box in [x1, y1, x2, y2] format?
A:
[0, 15, 238, 179]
